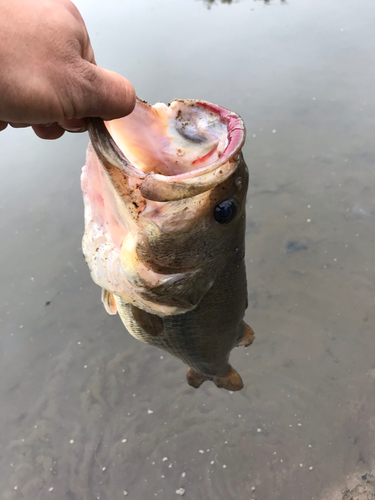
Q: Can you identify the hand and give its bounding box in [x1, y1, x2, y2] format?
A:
[0, 0, 135, 139]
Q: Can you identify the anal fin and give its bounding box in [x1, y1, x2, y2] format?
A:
[186, 368, 207, 389]
[101, 289, 118, 315]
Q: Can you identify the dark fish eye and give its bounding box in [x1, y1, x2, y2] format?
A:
[214, 199, 237, 224]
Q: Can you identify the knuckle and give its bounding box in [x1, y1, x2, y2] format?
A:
[59, 62, 99, 119]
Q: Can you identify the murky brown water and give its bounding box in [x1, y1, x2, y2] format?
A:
[1, 1, 375, 499]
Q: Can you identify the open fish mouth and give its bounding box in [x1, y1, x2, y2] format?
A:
[87, 98, 246, 201]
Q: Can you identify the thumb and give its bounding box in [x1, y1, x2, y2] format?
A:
[76, 63, 136, 120]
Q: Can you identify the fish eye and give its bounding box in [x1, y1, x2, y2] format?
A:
[214, 199, 237, 224]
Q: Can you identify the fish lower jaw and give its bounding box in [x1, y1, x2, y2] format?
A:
[115, 292, 181, 317]
[82, 216, 194, 316]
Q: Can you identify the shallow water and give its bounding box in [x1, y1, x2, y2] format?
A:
[1, 1, 375, 499]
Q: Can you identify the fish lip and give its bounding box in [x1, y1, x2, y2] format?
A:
[169, 100, 246, 178]
[87, 117, 146, 180]
[88, 99, 246, 202]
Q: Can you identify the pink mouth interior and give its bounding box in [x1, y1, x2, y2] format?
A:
[104, 100, 243, 178]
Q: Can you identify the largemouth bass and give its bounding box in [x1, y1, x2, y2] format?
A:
[81, 98, 254, 391]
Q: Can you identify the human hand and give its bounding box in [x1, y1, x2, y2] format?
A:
[0, 0, 135, 139]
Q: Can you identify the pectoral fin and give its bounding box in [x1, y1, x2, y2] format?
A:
[236, 321, 255, 347]
[130, 305, 164, 336]
[101, 289, 118, 315]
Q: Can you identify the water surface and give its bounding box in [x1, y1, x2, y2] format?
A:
[1, 0, 375, 498]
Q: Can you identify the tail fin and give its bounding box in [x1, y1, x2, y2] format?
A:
[187, 366, 244, 391]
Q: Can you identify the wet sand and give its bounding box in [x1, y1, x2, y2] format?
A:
[1, 0, 375, 499]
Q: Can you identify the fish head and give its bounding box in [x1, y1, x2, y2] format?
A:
[82, 98, 248, 316]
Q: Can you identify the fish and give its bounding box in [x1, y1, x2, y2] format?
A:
[81, 98, 254, 391]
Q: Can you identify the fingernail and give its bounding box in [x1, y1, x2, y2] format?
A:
[64, 126, 87, 133]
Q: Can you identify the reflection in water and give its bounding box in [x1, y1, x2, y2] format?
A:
[202, 0, 235, 6]
[201, 0, 285, 6]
